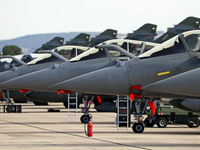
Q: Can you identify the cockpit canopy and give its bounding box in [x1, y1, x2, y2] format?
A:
[139, 30, 200, 59]
[27, 46, 89, 65]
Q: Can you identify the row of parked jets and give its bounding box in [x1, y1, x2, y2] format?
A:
[0, 16, 200, 133]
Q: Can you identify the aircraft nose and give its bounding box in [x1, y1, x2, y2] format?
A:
[0, 68, 47, 91]
[50, 64, 130, 96]
[181, 99, 200, 112]
[169, 99, 187, 110]
[50, 67, 109, 94]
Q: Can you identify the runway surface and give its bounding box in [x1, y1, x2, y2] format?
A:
[0, 102, 199, 150]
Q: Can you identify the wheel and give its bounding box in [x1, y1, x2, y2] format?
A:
[132, 123, 144, 133]
[6, 105, 15, 113]
[187, 121, 200, 128]
[80, 115, 90, 123]
[144, 117, 155, 127]
[156, 117, 168, 128]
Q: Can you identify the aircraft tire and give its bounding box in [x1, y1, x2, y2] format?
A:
[132, 123, 144, 133]
[156, 117, 168, 128]
[80, 115, 90, 123]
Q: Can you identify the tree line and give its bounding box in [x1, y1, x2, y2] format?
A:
[0, 45, 22, 56]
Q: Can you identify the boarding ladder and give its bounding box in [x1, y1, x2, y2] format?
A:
[67, 93, 78, 122]
[117, 96, 131, 130]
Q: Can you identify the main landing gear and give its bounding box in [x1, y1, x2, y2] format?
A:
[80, 96, 93, 123]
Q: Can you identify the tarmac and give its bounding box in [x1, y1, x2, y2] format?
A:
[0, 102, 199, 150]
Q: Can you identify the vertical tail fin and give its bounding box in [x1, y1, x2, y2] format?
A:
[154, 16, 200, 43]
[65, 33, 90, 46]
[48, 37, 64, 45]
[87, 29, 118, 47]
[178, 16, 200, 28]
[125, 23, 157, 42]
[35, 36, 64, 52]
[98, 29, 117, 38]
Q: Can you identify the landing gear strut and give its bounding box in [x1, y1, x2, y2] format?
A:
[80, 96, 93, 123]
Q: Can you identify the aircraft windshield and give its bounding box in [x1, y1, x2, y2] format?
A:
[139, 36, 185, 58]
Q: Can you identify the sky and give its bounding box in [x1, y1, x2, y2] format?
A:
[0, 0, 199, 40]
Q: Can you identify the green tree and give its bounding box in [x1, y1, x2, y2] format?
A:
[2, 45, 22, 55]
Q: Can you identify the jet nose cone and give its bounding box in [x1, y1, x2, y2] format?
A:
[50, 65, 129, 96]
[169, 99, 187, 110]
[181, 99, 200, 112]
[50, 67, 110, 95]
[0, 68, 47, 91]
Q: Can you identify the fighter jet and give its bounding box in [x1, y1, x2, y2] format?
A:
[65, 33, 90, 46]
[125, 23, 157, 42]
[154, 16, 200, 43]
[2, 39, 158, 108]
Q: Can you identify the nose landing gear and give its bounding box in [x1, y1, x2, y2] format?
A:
[132, 99, 157, 133]
[132, 122, 144, 133]
[80, 96, 93, 123]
